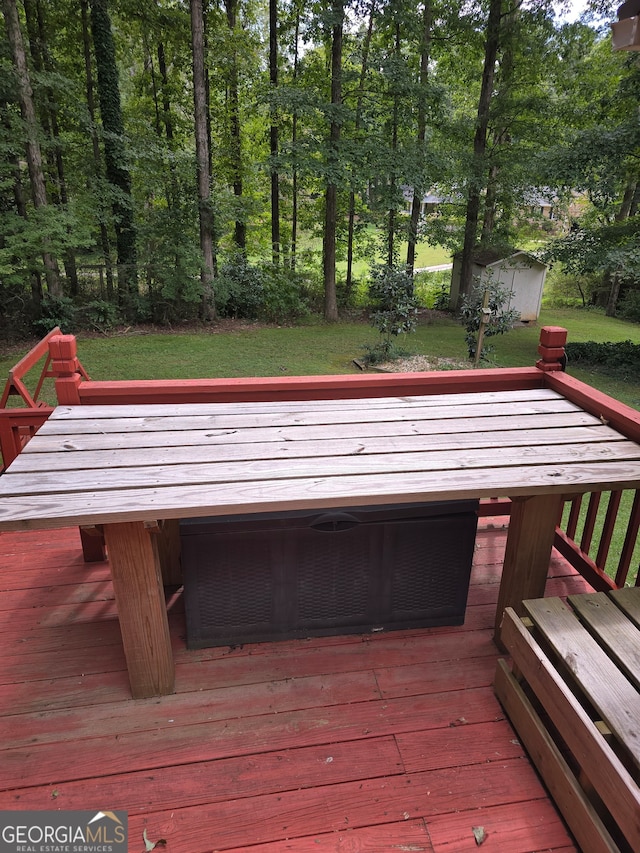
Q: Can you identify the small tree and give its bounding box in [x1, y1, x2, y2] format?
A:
[459, 276, 519, 362]
[367, 265, 418, 361]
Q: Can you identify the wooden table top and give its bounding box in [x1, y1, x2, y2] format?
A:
[2, 387, 640, 531]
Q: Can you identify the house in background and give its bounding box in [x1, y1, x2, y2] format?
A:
[449, 248, 548, 322]
[402, 187, 448, 215]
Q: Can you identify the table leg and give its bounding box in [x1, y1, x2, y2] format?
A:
[103, 520, 175, 698]
[152, 519, 182, 587]
[494, 494, 563, 646]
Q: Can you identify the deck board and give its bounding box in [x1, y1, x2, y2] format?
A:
[0, 520, 588, 851]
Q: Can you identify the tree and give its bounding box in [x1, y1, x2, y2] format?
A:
[269, 0, 280, 264]
[456, 0, 502, 308]
[3, 0, 60, 297]
[190, 0, 216, 318]
[322, 0, 344, 321]
[406, 0, 433, 276]
[224, 0, 246, 253]
[80, 0, 114, 300]
[90, 0, 138, 313]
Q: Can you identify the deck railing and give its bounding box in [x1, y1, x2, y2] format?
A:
[556, 488, 640, 589]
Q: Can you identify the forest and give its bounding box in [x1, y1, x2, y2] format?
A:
[0, 0, 639, 339]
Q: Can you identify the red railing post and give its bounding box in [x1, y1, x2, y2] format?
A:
[49, 334, 83, 405]
[536, 326, 568, 372]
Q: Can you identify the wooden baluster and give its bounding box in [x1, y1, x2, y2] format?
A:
[565, 495, 583, 541]
[580, 492, 602, 555]
[595, 490, 623, 573]
[616, 489, 640, 588]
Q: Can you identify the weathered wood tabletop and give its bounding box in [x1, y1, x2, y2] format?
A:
[1, 387, 640, 698]
[2, 387, 640, 529]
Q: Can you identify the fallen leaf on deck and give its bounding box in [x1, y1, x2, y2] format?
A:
[143, 829, 167, 851]
[472, 826, 487, 845]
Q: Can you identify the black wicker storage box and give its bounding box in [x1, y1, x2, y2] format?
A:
[180, 500, 478, 649]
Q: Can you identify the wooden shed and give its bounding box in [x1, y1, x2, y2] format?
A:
[450, 249, 547, 321]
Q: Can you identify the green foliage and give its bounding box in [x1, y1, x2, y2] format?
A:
[216, 256, 265, 319]
[459, 278, 519, 361]
[367, 264, 418, 357]
[32, 296, 76, 336]
[618, 289, 640, 323]
[80, 299, 120, 333]
[261, 266, 314, 322]
[413, 270, 451, 309]
[565, 340, 640, 380]
[542, 266, 602, 308]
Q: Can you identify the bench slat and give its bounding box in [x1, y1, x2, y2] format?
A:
[569, 592, 640, 691]
[497, 607, 640, 850]
[524, 596, 640, 772]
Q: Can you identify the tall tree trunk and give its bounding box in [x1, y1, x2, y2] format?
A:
[346, 0, 376, 294]
[406, 1, 433, 276]
[605, 271, 621, 317]
[81, 0, 114, 300]
[190, 0, 216, 319]
[3, 0, 61, 297]
[456, 0, 502, 309]
[481, 157, 499, 242]
[24, 0, 79, 294]
[224, 0, 245, 253]
[616, 175, 638, 221]
[629, 182, 640, 218]
[2, 102, 43, 304]
[269, 0, 280, 265]
[323, 0, 344, 322]
[90, 0, 137, 313]
[290, 7, 301, 271]
[386, 21, 401, 269]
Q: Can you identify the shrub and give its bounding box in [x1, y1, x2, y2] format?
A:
[413, 270, 451, 309]
[81, 299, 120, 332]
[216, 256, 265, 319]
[459, 278, 519, 361]
[32, 295, 76, 335]
[565, 340, 640, 380]
[618, 289, 640, 323]
[261, 266, 313, 321]
[367, 264, 418, 358]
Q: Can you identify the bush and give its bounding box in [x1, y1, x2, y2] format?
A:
[413, 270, 451, 309]
[565, 340, 640, 380]
[32, 295, 76, 335]
[459, 278, 519, 361]
[618, 289, 640, 323]
[261, 266, 313, 321]
[80, 299, 120, 332]
[368, 264, 418, 354]
[216, 256, 265, 319]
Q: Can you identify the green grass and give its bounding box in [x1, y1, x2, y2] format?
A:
[297, 231, 452, 281]
[2, 305, 640, 400]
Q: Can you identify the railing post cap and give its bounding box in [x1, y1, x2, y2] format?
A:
[49, 334, 77, 360]
[539, 326, 568, 347]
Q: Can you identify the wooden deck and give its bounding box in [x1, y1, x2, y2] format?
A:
[0, 519, 594, 852]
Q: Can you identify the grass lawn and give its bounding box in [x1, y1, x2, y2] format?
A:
[298, 233, 452, 280]
[2, 305, 639, 404]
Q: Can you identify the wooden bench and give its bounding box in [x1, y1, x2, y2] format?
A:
[495, 590, 640, 852]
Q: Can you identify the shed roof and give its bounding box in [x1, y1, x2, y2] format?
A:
[455, 248, 547, 269]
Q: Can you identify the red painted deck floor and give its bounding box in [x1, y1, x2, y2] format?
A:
[0, 519, 593, 852]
